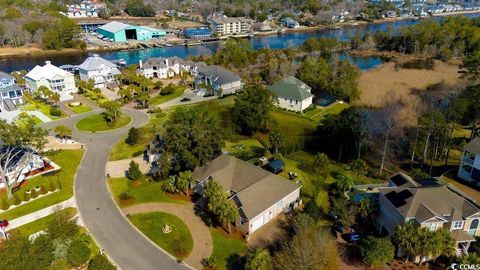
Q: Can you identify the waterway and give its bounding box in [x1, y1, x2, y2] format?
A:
[1, 14, 478, 73]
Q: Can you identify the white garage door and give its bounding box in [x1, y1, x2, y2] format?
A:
[250, 216, 264, 233]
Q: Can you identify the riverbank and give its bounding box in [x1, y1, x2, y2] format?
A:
[0, 47, 84, 57]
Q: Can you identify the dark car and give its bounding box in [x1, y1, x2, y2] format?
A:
[180, 98, 191, 102]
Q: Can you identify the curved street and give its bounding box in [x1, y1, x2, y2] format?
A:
[42, 109, 191, 270]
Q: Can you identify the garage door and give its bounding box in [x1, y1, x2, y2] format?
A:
[250, 216, 264, 233]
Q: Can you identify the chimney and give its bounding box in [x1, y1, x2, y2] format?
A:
[93, 54, 99, 59]
[139, 59, 143, 69]
[45, 61, 51, 65]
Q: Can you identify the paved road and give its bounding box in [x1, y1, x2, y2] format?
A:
[42, 109, 190, 270]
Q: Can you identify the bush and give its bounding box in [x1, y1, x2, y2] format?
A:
[127, 161, 142, 180]
[24, 191, 31, 201]
[119, 192, 132, 201]
[30, 189, 39, 199]
[49, 180, 57, 192]
[202, 257, 217, 269]
[49, 258, 70, 270]
[147, 107, 163, 114]
[50, 107, 62, 116]
[40, 185, 48, 195]
[66, 240, 90, 267]
[359, 236, 394, 267]
[1, 198, 10, 210]
[161, 84, 175, 95]
[88, 254, 116, 270]
[13, 193, 21, 205]
[125, 127, 139, 146]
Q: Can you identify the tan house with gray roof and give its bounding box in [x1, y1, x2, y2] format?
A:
[193, 155, 301, 237]
[377, 173, 480, 256]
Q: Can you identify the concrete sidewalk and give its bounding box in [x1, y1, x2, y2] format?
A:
[6, 197, 75, 231]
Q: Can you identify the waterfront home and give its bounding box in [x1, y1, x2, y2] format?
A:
[78, 54, 121, 88]
[458, 137, 480, 184]
[268, 76, 314, 113]
[97, 21, 166, 42]
[280, 17, 300, 28]
[139, 56, 184, 79]
[193, 155, 302, 237]
[194, 65, 242, 96]
[0, 71, 24, 112]
[377, 172, 480, 258]
[25, 61, 77, 101]
[210, 16, 254, 36]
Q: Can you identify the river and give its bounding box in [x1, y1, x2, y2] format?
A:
[1, 14, 478, 73]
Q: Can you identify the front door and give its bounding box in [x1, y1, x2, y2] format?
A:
[469, 219, 478, 236]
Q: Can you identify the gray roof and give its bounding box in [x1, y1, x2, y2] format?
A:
[197, 65, 241, 85]
[0, 71, 13, 81]
[268, 76, 313, 101]
[98, 21, 131, 33]
[380, 185, 480, 223]
[0, 84, 21, 93]
[142, 57, 183, 69]
[77, 55, 118, 71]
[464, 137, 480, 154]
[193, 155, 300, 220]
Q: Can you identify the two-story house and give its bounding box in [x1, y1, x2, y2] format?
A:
[194, 65, 242, 96]
[458, 137, 480, 184]
[268, 76, 314, 113]
[193, 155, 302, 237]
[377, 173, 480, 257]
[78, 54, 121, 88]
[138, 56, 184, 79]
[25, 61, 77, 101]
[0, 71, 24, 112]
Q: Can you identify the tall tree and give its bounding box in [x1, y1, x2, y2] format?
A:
[313, 152, 330, 177]
[103, 101, 121, 126]
[0, 120, 47, 198]
[232, 85, 275, 135]
[204, 179, 238, 233]
[176, 171, 195, 196]
[245, 249, 273, 270]
[269, 129, 285, 154]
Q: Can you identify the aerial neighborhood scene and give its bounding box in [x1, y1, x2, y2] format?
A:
[3, 0, 480, 270]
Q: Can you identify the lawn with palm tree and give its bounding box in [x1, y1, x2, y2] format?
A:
[76, 114, 131, 132]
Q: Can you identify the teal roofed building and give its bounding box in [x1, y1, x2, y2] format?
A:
[268, 76, 314, 113]
[96, 21, 167, 42]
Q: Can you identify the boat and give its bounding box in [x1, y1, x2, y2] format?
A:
[185, 41, 202, 46]
[165, 43, 173, 47]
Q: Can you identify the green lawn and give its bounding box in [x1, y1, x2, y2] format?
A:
[109, 112, 168, 161]
[108, 177, 182, 206]
[148, 85, 186, 106]
[129, 212, 193, 259]
[0, 149, 84, 220]
[13, 207, 77, 237]
[16, 114, 43, 126]
[22, 102, 66, 120]
[224, 138, 266, 159]
[209, 228, 246, 270]
[76, 114, 132, 132]
[83, 90, 109, 106]
[67, 102, 91, 114]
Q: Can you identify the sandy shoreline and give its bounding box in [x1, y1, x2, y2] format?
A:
[0, 10, 479, 59]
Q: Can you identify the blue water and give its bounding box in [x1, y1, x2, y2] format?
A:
[1, 14, 478, 73]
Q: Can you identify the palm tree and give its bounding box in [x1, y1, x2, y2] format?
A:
[219, 201, 239, 233]
[268, 129, 284, 154]
[313, 152, 330, 175]
[176, 171, 195, 196]
[162, 176, 178, 194]
[351, 159, 367, 182]
[394, 221, 417, 263]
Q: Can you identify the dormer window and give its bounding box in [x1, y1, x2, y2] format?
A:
[453, 221, 464, 229]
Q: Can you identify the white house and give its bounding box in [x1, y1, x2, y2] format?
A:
[25, 61, 77, 101]
[77, 54, 121, 88]
[193, 155, 302, 236]
[268, 76, 314, 113]
[458, 137, 480, 184]
[0, 147, 47, 189]
[139, 56, 184, 79]
[0, 71, 24, 112]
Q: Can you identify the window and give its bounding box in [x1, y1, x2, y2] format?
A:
[452, 221, 464, 229]
[425, 223, 438, 231]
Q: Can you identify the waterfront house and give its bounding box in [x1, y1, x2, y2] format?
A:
[194, 65, 242, 96]
[0, 71, 24, 112]
[193, 155, 302, 237]
[377, 172, 480, 258]
[25, 61, 77, 101]
[97, 21, 166, 42]
[78, 54, 121, 88]
[280, 17, 300, 28]
[139, 56, 184, 79]
[458, 137, 480, 184]
[0, 146, 48, 189]
[268, 76, 314, 113]
[210, 16, 254, 36]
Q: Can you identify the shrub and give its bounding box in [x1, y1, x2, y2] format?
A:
[87, 254, 116, 270]
[1, 198, 10, 210]
[30, 189, 39, 199]
[202, 257, 217, 269]
[119, 192, 132, 201]
[24, 191, 31, 201]
[40, 185, 48, 195]
[50, 107, 62, 116]
[49, 258, 70, 270]
[161, 84, 175, 95]
[66, 240, 90, 267]
[49, 180, 57, 192]
[127, 161, 142, 180]
[359, 236, 395, 268]
[13, 193, 21, 205]
[125, 127, 139, 146]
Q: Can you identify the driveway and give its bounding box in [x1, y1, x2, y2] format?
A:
[123, 202, 213, 269]
[106, 157, 150, 178]
[42, 109, 190, 270]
